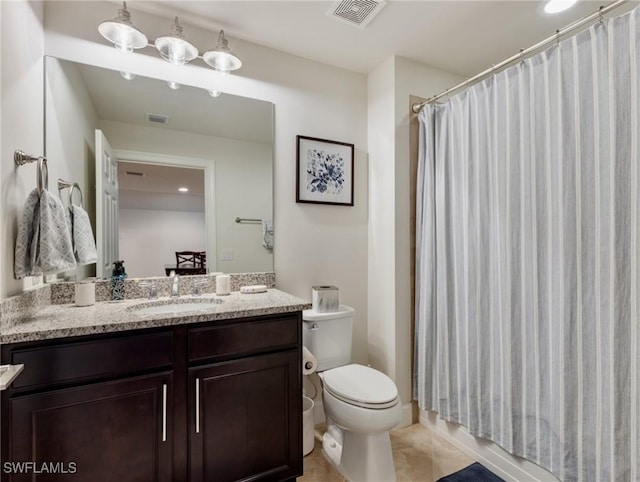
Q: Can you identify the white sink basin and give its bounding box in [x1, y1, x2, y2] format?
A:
[129, 298, 223, 316]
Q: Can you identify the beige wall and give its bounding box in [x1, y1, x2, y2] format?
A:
[367, 55, 463, 426]
[1, 0, 45, 298]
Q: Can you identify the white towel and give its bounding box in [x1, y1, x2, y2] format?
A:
[262, 219, 274, 250]
[71, 204, 97, 264]
[37, 190, 76, 274]
[14, 189, 41, 279]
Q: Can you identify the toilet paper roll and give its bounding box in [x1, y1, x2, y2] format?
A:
[302, 346, 318, 375]
[75, 281, 95, 307]
[216, 274, 231, 296]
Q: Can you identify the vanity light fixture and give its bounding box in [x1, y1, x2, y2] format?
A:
[544, 0, 578, 14]
[99, 3, 242, 74]
[203, 31, 242, 74]
[98, 2, 148, 53]
[178, 187, 189, 192]
[154, 17, 198, 65]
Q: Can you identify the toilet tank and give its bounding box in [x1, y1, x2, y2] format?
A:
[302, 305, 354, 371]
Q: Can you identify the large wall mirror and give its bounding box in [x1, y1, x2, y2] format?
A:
[45, 57, 274, 279]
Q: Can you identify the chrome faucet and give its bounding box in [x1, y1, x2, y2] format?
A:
[171, 272, 180, 299]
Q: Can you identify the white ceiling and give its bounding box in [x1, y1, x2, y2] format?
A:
[77, 62, 274, 143]
[129, 0, 638, 77]
[118, 161, 205, 195]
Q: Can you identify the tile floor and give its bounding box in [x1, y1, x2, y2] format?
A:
[300, 423, 475, 482]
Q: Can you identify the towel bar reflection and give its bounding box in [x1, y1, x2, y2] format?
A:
[235, 217, 262, 224]
[14, 150, 48, 194]
[58, 179, 84, 210]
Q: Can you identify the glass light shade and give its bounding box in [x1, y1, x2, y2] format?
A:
[544, 0, 578, 14]
[98, 2, 148, 52]
[154, 17, 198, 65]
[203, 30, 242, 72]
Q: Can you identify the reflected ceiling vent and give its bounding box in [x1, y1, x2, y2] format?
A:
[146, 113, 169, 124]
[125, 170, 144, 177]
[327, 0, 386, 29]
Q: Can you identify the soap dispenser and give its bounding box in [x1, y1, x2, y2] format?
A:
[110, 260, 127, 301]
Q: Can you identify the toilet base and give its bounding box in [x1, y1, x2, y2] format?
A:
[322, 425, 396, 482]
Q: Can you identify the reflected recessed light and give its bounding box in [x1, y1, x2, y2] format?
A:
[167, 81, 181, 90]
[544, 0, 578, 14]
[178, 187, 189, 192]
[120, 71, 136, 80]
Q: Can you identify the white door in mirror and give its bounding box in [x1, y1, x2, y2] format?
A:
[240, 285, 267, 294]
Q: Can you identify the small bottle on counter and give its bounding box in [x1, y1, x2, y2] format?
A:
[110, 260, 127, 301]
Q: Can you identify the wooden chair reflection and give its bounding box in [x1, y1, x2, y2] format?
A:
[166, 251, 207, 275]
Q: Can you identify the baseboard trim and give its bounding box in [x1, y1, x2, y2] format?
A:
[419, 410, 559, 482]
[397, 402, 413, 429]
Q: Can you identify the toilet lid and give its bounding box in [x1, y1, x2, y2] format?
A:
[322, 364, 398, 408]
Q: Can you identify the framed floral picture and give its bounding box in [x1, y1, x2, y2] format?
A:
[296, 135, 354, 206]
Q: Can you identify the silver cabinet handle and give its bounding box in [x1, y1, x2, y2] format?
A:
[195, 377, 200, 434]
[162, 383, 167, 442]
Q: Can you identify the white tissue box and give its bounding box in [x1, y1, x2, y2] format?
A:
[312, 285, 339, 313]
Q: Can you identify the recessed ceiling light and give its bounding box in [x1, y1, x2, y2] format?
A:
[208, 90, 221, 98]
[178, 187, 189, 193]
[167, 81, 181, 90]
[120, 71, 136, 80]
[544, 0, 578, 14]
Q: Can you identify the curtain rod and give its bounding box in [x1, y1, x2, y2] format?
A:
[411, 0, 630, 113]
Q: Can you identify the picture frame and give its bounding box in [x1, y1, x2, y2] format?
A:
[296, 135, 354, 206]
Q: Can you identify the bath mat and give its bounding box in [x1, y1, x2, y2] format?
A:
[437, 462, 505, 482]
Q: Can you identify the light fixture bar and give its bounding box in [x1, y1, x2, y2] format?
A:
[98, 4, 242, 73]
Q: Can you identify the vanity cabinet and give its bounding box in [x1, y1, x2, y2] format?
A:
[1, 312, 303, 482]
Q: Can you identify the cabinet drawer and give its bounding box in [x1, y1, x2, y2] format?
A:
[188, 314, 300, 362]
[10, 332, 173, 390]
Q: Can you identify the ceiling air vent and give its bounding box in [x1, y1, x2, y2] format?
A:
[146, 113, 169, 124]
[125, 170, 144, 177]
[327, 0, 386, 29]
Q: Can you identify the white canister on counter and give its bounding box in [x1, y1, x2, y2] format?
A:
[75, 281, 95, 306]
[216, 274, 231, 296]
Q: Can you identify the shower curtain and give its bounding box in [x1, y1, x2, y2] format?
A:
[415, 6, 640, 482]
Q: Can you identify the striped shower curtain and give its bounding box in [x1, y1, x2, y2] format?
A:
[415, 6, 640, 482]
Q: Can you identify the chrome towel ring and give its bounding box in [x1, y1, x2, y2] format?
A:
[14, 150, 48, 194]
[58, 179, 84, 210]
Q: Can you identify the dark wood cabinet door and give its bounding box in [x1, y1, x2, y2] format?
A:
[6, 372, 174, 482]
[189, 350, 302, 482]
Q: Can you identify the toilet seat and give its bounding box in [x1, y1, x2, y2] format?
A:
[322, 364, 399, 410]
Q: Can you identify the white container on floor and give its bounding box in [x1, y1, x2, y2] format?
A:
[302, 396, 315, 456]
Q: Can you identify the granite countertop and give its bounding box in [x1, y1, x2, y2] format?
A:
[0, 289, 311, 344]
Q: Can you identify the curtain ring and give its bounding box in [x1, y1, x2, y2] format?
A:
[555, 30, 561, 48]
[37, 157, 48, 195]
[69, 183, 83, 209]
[598, 6, 604, 25]
[519, 48, 525, 65]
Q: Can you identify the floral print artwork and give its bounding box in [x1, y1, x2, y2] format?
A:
[306, 148, 345, 195]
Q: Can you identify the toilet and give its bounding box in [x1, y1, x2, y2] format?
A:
[303, 305, 401, 482]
